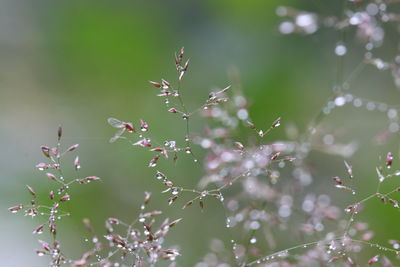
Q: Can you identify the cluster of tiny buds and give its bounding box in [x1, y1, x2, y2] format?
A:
[9, 126, 101, 267]
[10, 26, 400, 265]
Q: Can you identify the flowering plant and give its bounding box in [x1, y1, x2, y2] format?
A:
[9, 1, 400, 266]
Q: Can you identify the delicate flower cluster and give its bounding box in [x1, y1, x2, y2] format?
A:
[10, 44, 400, 266]
[9, 127, 100, 267]
[9, 127, 181, 267]
[110, 47, 399, 266]
[9, 1, 400, 265]
[73, 192, 182, 266]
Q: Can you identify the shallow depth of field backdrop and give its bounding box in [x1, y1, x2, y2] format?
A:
[1, 0, 399, 266]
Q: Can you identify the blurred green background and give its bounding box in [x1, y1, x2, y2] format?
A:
[1, 0, 399, 265]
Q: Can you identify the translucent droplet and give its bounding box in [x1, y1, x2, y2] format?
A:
[366, 3, 379, 16]
[366, 102, 376, 111]
[226, 218, 232, 228]
[279, 21, 295, 34]
[335, 44, 347, 56]
[353, 98, 363, 107]
[334, 96, 346, 107]
[171, 188, 180, 195]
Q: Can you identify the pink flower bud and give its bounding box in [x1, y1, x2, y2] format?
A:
[74, 156, 80, 170]
[271, 152, 281, 160]
[386, 152, 393, 168]
[35, 250, 47, 256]
[36, 163, 48, 171]
[123, 122, 135, 133]
[50, 223, 56, 235]
[183, 59, 189, 71]
[368, 255, 379, 265]
[161, 79, 170, 89]
[149, 155, 160, 167]
[32, 224, 45, 234]
[216, 85, 231, 95]
[144, 192, 151, 204]
[332, 176, 343, 185]
[272, 117, 281, 128]
[67, 144, 79, 152]
[164, 180, 174, 187]
[140, 119, 149, 131]
[246, 121, 256, 129]
[389, 198, 399, 208]
[39, 240, 51, 251]
[8, 204, 23, 213]
[50, 163, 60, 169]
[234, 142, 244, 150]
[60, 194, 70, 202]
[344, 160, 353, 179]
[46, 173, 56, 180]
[168, 196, 178, 205]
[149, 81, 161, 88]
[133, 138, 152, 147]
[85, 176, 100, 181]
[40, 146, 50, 158]
[108, 218, 119, 224]
[26, 185, 36, 197]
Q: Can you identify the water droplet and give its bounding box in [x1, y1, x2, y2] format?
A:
[335, 44, 347, 56]
[171, 188, 180, 195]
[237, 109, 249, 120]
[279, 21, 295, 34]
[388, 109, 398, 119]
[334, 96, 346, 107]
[366, 3, 379, 16]
[366, 102, 376, 111]
[353, 98, 363, 107]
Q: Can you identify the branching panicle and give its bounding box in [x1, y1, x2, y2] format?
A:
[10, 2, 400, 265]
